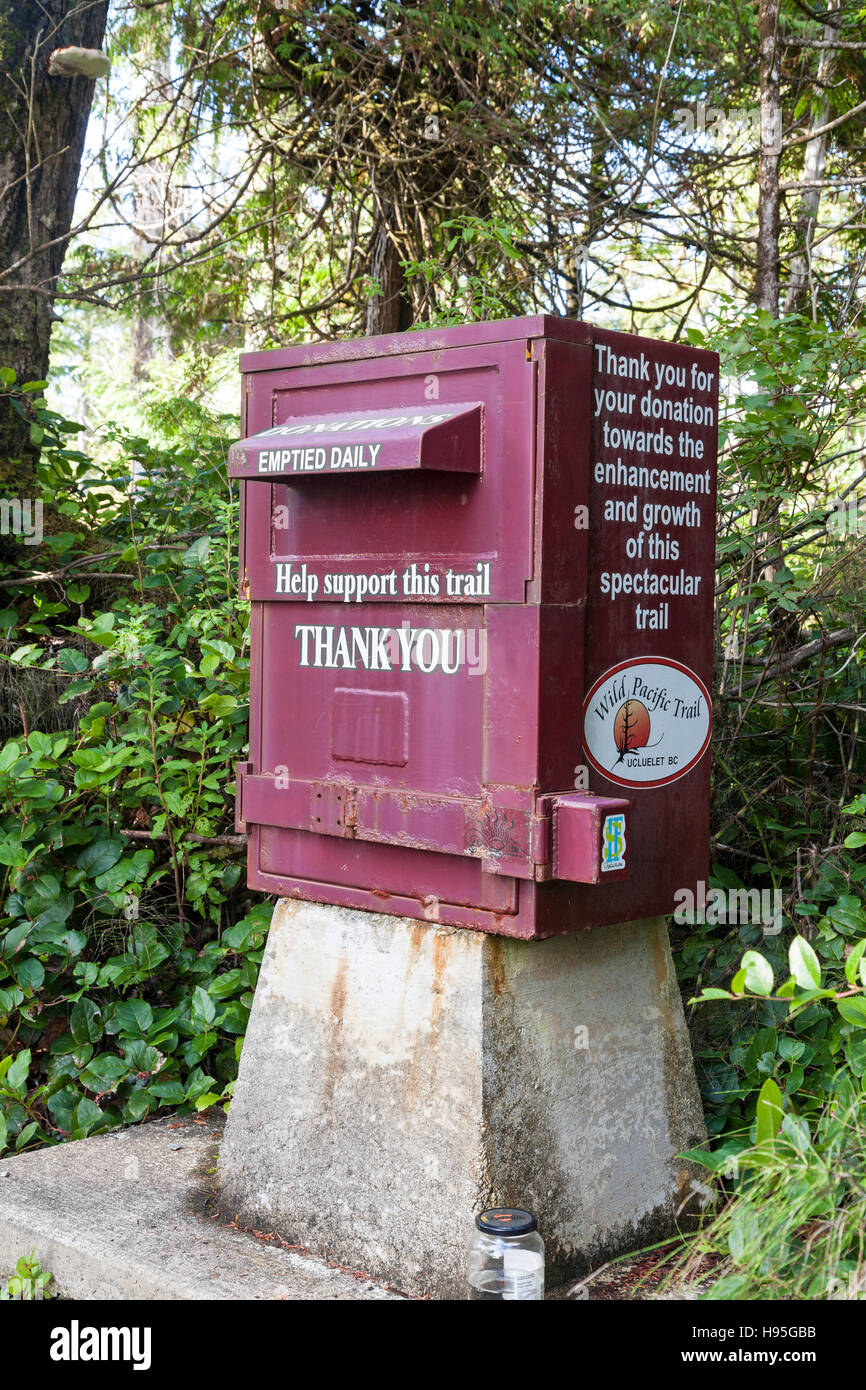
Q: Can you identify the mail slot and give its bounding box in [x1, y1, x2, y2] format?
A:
[231, 315, 718, 938]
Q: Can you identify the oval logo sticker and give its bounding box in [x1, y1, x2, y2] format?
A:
[583, 657, 711, 788]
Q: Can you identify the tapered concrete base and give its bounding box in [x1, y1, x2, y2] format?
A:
[217, 900, 705, 1299]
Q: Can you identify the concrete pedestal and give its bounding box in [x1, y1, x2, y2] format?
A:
[217, 900, 705, 1299]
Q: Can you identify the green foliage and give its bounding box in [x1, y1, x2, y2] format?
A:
[403, 214, 531, 327]
[668, 310, 866, 1298]
[0, 1252, 53, 1301]
[0, 389, 272, 1154]
[686, 905, 866, 1159]
[672, 1079, 866, 1300]
[675, 312, 866, 1150]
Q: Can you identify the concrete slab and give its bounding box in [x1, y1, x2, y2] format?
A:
[218, 900, 706, 1299]
[0, 1115, 404, 1300]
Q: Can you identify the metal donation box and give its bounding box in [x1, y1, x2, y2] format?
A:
[230, 316, 718, 938]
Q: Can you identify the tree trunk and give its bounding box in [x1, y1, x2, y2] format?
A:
[131, 44, 180, 381]
[566, 124, 607, 319]
[782, 0, 841, 316]
[755, 0, 782, 315]
[365, 195, 411, 336]
[131, 157, 179, 381]
[753, 0, 789, 632]
[0, 0, 109, 483]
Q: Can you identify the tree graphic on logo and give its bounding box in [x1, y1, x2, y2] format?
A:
[613, 699, 651, 764]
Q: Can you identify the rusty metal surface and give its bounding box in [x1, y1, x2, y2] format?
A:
[239, 313, 593, 374]
[235, 316, 718, 937]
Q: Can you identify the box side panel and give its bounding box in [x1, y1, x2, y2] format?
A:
[563, 327, 718, 926]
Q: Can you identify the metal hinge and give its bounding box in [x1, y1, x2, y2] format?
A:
[234, 760, 252, 834]
[531, 806, 552, 881]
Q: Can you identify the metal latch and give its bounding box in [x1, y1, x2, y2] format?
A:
[535, 793, 630, 883]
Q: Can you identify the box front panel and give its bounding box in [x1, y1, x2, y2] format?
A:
[241, 340, 537, 605]
[240, 333, 547, 933]
[259, 600, 482, 796]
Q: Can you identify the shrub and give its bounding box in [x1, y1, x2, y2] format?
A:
[0, 382, 272, 1153]
[672, 1076, 866, 1300]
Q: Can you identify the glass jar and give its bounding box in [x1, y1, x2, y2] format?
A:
[468, 1208, 545, 1300]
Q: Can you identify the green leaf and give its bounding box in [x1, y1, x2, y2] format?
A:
[182, 536, 211, 566]
[200, 638, 235, 662]
[185, 1067, 215, 1101]
[15, 1121, 39, 1150]
[5, 1049, 31, 1097]
[783, 1064, 804, 1096]
[193, 1092, 222, 1111]
[32, 873, 61, 901]
[845, 939, 866, 987]
[131, 922, 169, 972]
[57, 930, 87, 958]
[207, 968, 242, 999]
[677, 1146, 731, 1173]
[70, 997, 103, 1046]
[198, 693, 238, 718]
[827, 898, 866, 934]
[3, 921, 33, 954]
[780, 1114, 811, 1152]
[123, 1040, 161, 1073]
[46, 1085, 78, 1131]
[788, 986, 835, 1017]
[789, 936, 821, 990]
[755, 1077, 784, 1146]
[33, 896, 73, 932]
[76, 839, 123, 876]
[216, 1000, 250, 1033]
[180, 1032, 216, 1065]
[742, 951, 774, 996]
[777, 1036, 805, 1063]
[56, 647, 89, 674]
[94, 861, 135, 892]
[79, 1053, 130, 1091]
[113, 999, 154, 1035]
[74, 1097, 107, 1136]
[148, 1080, 185, 1104]
[13, 957, 44, 991]
[843, 832, 866, 849]
[837, 997, 866, 1028]
[843, 1032, 866, 1076]
[124, 1089, 153, 1123]
[191, 985, 216, 1029]
[745, 1027, 777, 1081]
[222, 908, 269, 949]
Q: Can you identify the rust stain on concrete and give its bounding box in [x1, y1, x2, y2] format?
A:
[486, 938, 508, 997]
[430, 930, 449, 1034]
[322, 956, 349, 1107]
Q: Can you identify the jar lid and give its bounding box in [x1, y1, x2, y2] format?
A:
[475, 1208, 538, 1236]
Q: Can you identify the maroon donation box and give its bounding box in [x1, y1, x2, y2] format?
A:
[230, 316, 718, 938]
